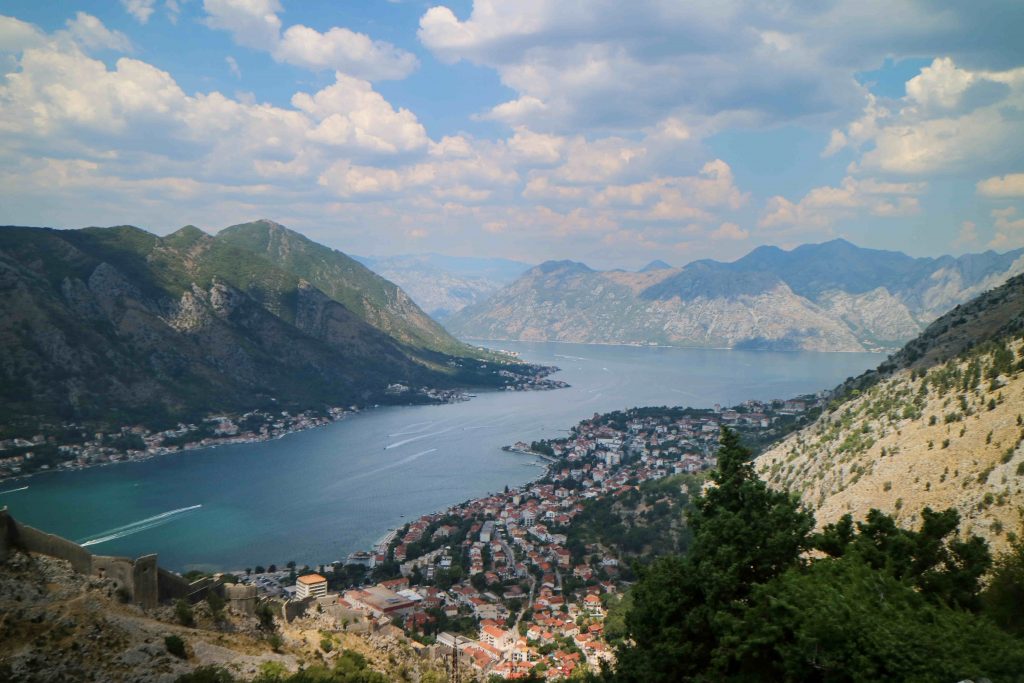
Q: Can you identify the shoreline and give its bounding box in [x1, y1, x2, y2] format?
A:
[0, 368, 567, 486]
[461, 337, 892, 354]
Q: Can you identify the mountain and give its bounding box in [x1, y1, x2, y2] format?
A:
[446, 239, 1024, 352]
[354, 253, 531, 320]
[0, 224, 535, 436]
[639, 259, 672, 272]
[756, 272, 1024, 551]
[215, 220, 474, 355]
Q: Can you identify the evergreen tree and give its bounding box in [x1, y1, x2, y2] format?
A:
[615, 428, 813, 681]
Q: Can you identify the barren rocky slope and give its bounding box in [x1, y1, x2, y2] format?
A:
[757, 274, 1024, 552]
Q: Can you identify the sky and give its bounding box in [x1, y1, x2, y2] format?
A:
[1, 1, 1023, 269]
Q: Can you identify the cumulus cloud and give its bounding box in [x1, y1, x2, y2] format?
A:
[989, 207, 1024, 249]
[978, 173, 1024, 198]
[828, 57, 1024, 175]
[759, 177, 925, 233]
[202, 0, 418, 80]
[64, 12, 134, 52]
[121, 0, 157, 24]
[417, 0, 1024, 134]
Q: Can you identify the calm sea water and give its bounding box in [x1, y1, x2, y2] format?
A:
[0, 342, 879, 571]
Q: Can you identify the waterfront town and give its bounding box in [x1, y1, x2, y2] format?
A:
[0, 372, 567, 481]
[230, 394, 825, 680]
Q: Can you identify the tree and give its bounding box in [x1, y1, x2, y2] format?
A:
[983, 531, 1024, 634]
[615, 428, 814, 681]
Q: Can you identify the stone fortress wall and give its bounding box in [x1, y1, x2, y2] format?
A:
[0, 506, 249, 611]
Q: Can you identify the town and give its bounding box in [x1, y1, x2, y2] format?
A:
[0, 371, 568, 481]
[232, 394, 825, 680]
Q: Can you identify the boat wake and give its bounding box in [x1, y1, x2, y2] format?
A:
[0, 486, 28, 495]
[388, 420, 437, 437]
[78, 505, 202, 547]
[350, 448, 438, 482]
[385, 424, 462, 450]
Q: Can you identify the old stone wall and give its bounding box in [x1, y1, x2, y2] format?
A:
[1, 507, 180, 610]
[225, 583, 257, 616]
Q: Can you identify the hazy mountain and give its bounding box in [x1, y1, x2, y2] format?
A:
[639, 259, 673, 272]
[0, 224, 533, 435]
[447, 239, 1024, 352]
[757, 272, 1024, 551]
[355, 253, 531, 320]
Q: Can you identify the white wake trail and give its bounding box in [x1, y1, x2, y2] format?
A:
[0, 486, 28, 495]
[384, 424, 461, 449]
[79, 505, 202, 547]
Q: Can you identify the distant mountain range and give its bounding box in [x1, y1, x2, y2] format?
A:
[0, 221, 534, 435]
[355, 253, 531, 321]
[446, 239, 1024, 352]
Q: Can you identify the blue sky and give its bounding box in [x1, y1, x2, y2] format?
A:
[1, 1, 1023, 268]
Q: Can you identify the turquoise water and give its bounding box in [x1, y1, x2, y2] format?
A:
[0, 342, 879, 571]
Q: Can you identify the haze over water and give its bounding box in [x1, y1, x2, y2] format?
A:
[0, 342, 878, 571]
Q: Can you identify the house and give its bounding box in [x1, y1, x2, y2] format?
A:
[480, 624, 515, 652]
[295, 574, 328, 599]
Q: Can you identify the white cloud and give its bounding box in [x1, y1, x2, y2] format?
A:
[226, 55, 241, 79]
[292, 73, 428, 153]
[759, 176, 925, 232]
[0, 15, 45, 52]
[202, 0, 417, 80]
[828, 58, 1024, 175]
[710, 222, 749, 241]
[121, 0, 157, 24]
[64, 12, 134, 53]
[989, 206, 1024, 249]
[978, 173, 1024, 198]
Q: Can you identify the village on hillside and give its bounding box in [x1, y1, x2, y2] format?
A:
[234, 395, 824, 680]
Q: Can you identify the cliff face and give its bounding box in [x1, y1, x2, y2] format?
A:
[0, 224, 520, 434]
[756, 274, 1024, 552]
[447, 240, 1024, 352]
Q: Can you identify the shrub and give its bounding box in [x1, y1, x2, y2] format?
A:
[175, 599, 195, 627]
[165, 634, 187, 659]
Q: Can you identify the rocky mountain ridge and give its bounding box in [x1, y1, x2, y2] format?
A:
[447, 239, 1024, 352]
[0, 224, 537, 437]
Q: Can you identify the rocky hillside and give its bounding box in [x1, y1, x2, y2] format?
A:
[217, 221, 476, 355]
[757, 274, 1024, 552]
[0, 224, 536, 436]
[447, 239, 1024, 352]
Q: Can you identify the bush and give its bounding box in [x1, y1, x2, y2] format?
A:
[267, 633, 284, 653]
[165, 634, 187, 659]
[175, 599, 195, 627]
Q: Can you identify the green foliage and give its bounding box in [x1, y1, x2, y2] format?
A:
[614, 428, 814, 681]
[175, 666, 235, 683]
[175, 599, 195, 627]
[730, 556, 1024, 681]
[165, 635, 187, 659]
[607, 428, 1024, 683]
[983, 532, 1024, 635]
[256, 602, 276, 631]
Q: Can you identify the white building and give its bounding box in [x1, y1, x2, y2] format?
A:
[295, 573, 328, 599]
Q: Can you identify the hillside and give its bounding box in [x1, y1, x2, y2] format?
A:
[447, 239, 1024, 352]
[0, 224, 540, 437]
[216, 220, 475, 355]
[757, 274, 1024, 551]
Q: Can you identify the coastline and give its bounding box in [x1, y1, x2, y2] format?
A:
[0, 370, 567, 486]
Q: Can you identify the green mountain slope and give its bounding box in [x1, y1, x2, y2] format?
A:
[0, 224, 535, 436]
[216, 220, 474, 356]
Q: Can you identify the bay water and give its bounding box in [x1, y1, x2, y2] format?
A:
[0, 342, 879, 571]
